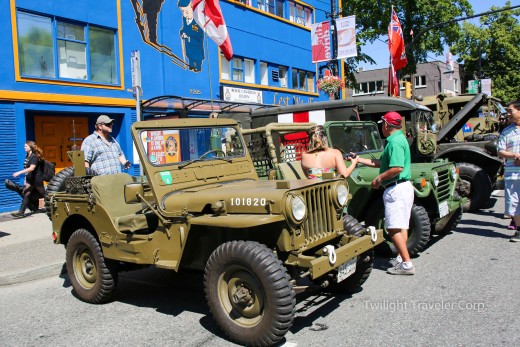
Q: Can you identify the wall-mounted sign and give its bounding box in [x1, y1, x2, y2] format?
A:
[223, 86, 263, 104]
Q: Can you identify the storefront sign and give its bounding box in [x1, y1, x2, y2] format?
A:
[223, 86, 263, 104]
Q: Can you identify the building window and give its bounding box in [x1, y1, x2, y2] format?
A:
[454, 78, 459, 92]
[279, 66, 287, 87]
[238, 0, 251, 5]
[353, 80, 384, 95]
[289, 2, 313, 26]
[258, 0, 284, 17]
[415, 75, 427, 88]
[292, 68, 315, 92]
[221, 55, 255, 83]
[16, 11, 117, 84]
[260, 62, 268, 85]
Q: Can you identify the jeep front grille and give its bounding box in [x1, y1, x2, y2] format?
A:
[436, 168, 451, 202]
[300, 184, 336, 244]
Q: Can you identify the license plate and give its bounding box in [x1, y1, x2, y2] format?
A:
[439, 200, 449, 218]
[337, 257, 357, 283]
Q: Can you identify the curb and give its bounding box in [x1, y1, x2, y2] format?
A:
[0, 262, 66, 287]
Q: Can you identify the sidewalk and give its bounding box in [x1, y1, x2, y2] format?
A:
[0, 211, 65, 286]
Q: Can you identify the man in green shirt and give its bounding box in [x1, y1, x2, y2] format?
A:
[356, 111, 415, 275]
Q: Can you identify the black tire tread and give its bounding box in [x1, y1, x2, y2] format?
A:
[204, 240, 295, 347]
[457, 162, 492, 212]
[66, 228, 118, 304]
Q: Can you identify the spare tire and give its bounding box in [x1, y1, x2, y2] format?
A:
[45, 166, 97, 220]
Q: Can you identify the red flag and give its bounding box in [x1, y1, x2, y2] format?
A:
[192, 0, 233, 60]
[388, 8, 407, 71]
[388, 64, 399, 97]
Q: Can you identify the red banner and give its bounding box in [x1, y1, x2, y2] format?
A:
[311, 21, 331, 63]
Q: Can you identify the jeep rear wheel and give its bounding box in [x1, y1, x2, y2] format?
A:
[66, 228, 118, 304]
[204, 241, 295, 346]
[366, 200, 431, 257]
[456, 162, 492, 212]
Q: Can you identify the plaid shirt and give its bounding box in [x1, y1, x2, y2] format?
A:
[81, 132, 124, 175]
[498, 123, 520, 180]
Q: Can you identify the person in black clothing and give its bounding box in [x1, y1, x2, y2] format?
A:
[11, 141, 46, 218]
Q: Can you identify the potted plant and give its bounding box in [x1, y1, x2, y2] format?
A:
[317, 75, 345, 99]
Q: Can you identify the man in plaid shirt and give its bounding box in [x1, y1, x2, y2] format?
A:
[81, 115, 131, 175]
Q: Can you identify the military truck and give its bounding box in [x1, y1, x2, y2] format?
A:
[418, 93, 506, 142]
[232, 95, 502, 212]
[46, 118, 382, 346]
[240, 121, 464, 257]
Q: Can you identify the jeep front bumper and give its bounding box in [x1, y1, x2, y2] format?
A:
[285, 229, 383, 279]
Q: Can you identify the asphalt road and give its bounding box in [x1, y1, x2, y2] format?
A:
[0, 192, 519, 346]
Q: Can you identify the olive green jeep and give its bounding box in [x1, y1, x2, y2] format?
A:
[47, 118, 382, 346]
[241, 121, 465, 257]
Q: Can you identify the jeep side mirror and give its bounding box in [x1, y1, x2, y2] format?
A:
[124, 183, 144, 204]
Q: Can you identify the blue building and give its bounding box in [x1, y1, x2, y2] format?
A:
[0, 0, 341, 212]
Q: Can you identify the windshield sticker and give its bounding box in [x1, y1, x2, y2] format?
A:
[159, 171, 173, 185]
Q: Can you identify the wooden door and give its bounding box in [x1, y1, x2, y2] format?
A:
[34, 116, 90, 172]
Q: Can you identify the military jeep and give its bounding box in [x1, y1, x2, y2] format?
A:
[48, 118, 382, 346]
[240, 121, 464, 257]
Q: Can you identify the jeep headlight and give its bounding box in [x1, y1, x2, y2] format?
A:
[451, 166, 458, 180]
[331, 181, 349, 208]
[287, 194, 306, 224]
[432, 171, 439, 187]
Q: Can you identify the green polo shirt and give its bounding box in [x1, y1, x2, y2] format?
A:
[380, 130, 411, 186]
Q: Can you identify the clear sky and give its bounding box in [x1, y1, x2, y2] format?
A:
[358, 0, 518, 69]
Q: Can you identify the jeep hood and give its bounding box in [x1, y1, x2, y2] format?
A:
[437, 93, 486, 143]
[161, 178, 325, 215]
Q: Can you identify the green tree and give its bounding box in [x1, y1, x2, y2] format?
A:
[450, 2, 520, 102]
[339, 0, 472, 87]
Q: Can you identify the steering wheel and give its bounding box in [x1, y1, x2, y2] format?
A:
[200, 149, 225, 159]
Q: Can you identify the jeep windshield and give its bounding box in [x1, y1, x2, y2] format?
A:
[138, 125, 245, 167]
[327, 122, 383, 156]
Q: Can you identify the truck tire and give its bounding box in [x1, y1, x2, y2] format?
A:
[44, 166, 97, 220]
[365, 200, 431, 257]
[204, 241, 295, 347]
[456, 162, 492, 212]
[343, 214, 365, 237]
[66, 228, 118, 304]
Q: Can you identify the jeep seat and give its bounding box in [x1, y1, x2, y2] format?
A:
[91, 173, 157, 234]
[278, 161, 306, 180]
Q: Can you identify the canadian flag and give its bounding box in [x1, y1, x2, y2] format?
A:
[192, 0, 233, 60]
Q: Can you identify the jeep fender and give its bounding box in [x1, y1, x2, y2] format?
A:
[434, 146, 502, 181]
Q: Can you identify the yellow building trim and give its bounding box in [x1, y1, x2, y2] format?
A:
[10, 0, 125, 91]
[0, 90, 136, 108]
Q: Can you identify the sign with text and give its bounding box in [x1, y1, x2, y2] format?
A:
[311, 21, 331, 63]
[223, 86, 263, 104]
[336, 16, 357, 60]
[481, 78, 492, 96]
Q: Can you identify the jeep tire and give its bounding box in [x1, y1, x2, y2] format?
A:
[44, 166, 97, 220]
[456, 162, 492, 212]
[204, 240, 295, 346]
[365, 200, 431, 257]
[66, 228, 118, 304]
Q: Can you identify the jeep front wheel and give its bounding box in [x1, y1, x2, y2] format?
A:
[204, 241, 295, 346]
[365, 200, 431, 257]
[66, 228, 118, 304]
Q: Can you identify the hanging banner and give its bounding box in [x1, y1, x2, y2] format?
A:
[311, 21, 331, 63]
[336, 16, 357, 59]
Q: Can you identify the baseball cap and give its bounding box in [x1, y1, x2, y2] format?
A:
[378, 111, 402, 127]
[96, 115, 114, 125]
